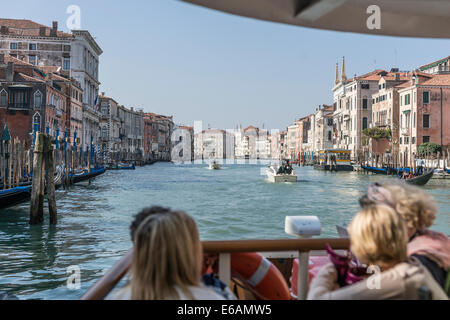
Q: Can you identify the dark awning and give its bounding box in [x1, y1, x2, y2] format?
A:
[180, 0, 450, 39]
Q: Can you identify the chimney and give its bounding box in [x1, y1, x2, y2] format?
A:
[50, 21, 58, 37]
[0, 54, 4, 65]
[6, 62, 14, 82]
[0, 26, 8, 35]
[39, 27, 46, 37]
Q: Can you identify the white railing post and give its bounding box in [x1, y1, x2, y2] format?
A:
[218, 253, 231, 286]
[297, 251, 310, 300]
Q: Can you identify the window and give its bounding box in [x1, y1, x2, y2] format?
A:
[413, 112, 416, 128]
[10, 42, 18, 50]
[29, 43, 37, 50]
[405, 94, 411, 105]
[423, 91, 430, 104]
[405, 137, 409, 144]
[63, 58, 71, 71]
[423, 114, 430, 128]
[34, 91, 42, 108]
[412, 137, 416, 145]
[362, 117, 368, 130]
[63, 45, 71, 52]
[361, 83, 369, 89]
[363, 98, 368, 109]
[29, 55, 37, 66]
[423, 136, 430, 143]
[0, 90, 7, 107]
[328, 131, 332, 141]
[400, 137, 402, 145]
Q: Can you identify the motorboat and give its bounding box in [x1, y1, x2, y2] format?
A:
[266, 165, 297, 183]
[209, 161, 221, 170]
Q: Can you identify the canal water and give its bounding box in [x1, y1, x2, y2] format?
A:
[0, 162, 449, 300]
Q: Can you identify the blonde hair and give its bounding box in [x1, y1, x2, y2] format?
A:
[130, 210, 202, 300]
[382, 183, 437, 231]
[348, 204, 408, 269]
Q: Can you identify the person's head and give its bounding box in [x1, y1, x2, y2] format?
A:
[129, 207, 202, 300]
[348, 204, 408, 270]
[359, 182, 437, 238]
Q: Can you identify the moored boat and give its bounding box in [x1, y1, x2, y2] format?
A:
[0, 186, 32, 210]
[70, 167, 106, 185]
[314, 150, 353, 172]
[361, 165, 388, 175]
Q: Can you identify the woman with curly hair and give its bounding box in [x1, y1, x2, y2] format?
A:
[359, 182, 450, 293]
[308, 204, 447, 300]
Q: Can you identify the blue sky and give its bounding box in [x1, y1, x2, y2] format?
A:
[3, 0, 450, 130]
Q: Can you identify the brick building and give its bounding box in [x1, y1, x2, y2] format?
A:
[0, 54, 74, 148]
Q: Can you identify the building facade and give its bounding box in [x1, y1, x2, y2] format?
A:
[398, 73, 450, 166]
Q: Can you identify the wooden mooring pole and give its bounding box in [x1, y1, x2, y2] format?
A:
[44, 135, 57, 224]
[30, 133, 57, 225]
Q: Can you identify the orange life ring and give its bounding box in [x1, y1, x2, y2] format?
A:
[230, 253, 291, 300]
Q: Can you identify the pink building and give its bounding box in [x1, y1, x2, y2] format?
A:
[398, 72, 450, 166]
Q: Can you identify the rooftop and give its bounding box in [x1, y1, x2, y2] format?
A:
[0, 18, 73, 38]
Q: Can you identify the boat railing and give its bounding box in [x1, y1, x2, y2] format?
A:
[80, 238, 350, 301]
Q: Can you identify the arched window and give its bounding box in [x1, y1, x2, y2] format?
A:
[0, 90, 7, 107]
[362, 117, 368, 130]
[34, 90, 42, 109]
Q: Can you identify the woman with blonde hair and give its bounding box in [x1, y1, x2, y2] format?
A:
[112, 207, 230, 300]
[308, 204, 447, 300]
[359, 182, 449, 293]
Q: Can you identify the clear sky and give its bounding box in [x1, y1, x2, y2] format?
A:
[3, 0, 450, 130]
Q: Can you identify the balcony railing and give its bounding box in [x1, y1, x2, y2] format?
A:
[8, 103, 30, 110]
[375, 119, 391, 127]
[401, 127, 411, 136]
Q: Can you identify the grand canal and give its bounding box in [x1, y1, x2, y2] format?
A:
[0, 162, 449, 300]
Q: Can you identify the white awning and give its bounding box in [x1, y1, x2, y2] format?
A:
[180, 0, 450, 39]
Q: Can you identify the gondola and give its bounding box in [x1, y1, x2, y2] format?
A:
[0, 166, 65, 210]
[361, 165, 388, 175]
[405, 170, 434, 186]
[0, 186, 32, 210]
[70, 167, 106, 185]
[106, 163, 135, 171]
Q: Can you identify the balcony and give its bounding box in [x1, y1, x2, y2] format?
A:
[401, 128, 410, 136]
[55, 108, 63, 118]
[375, 119, 391, 127]
[8, 103, 30, 110]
